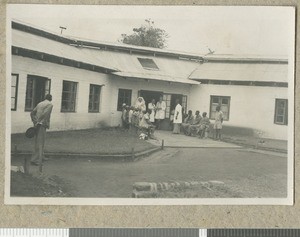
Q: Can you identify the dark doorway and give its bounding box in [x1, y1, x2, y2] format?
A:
[169, 94, 187, 115]
[170, 94, 183, 112]
[139, 90, 163, 109]
[138, 90, 188, 130]
[25, 75, 51, 111]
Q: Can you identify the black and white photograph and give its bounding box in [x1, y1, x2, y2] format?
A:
[6, 5, 295, 205]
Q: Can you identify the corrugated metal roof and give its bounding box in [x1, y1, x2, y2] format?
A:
[12, 28, 200, 84]
[189, 62, 288, 83]
[12, 29, 119, 71]
[12, 24, 289, 85]
[12, 20, 204, 61]
[79, 47, 201, 84]
[79, 47, 199, 77]
[204, 54, 288, 63]
[112, 71, 200, 85]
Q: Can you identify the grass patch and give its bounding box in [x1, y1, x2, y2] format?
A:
[157, 184, 243, 198]
[10, 171, 73, 197]
[11, 127, 156, 155]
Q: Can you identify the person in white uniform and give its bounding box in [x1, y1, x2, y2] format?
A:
[148, 99, 156, 123]
[135, 97, 146, 112]
[172, 99, 182, 134]
[155, 96, 166, 130]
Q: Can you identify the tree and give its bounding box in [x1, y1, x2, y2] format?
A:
[119, 19, 169, 49]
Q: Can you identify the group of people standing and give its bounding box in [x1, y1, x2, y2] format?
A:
[146, 97, 167, 129]
[122, 97, 224, 140]
[121, 96, 166, 139]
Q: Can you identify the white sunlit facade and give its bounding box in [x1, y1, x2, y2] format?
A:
[11, 21, 289, 140]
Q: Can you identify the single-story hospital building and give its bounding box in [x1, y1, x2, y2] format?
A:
[10, 21, 289, 140]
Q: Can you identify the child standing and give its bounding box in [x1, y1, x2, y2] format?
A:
[214, 106, 223, 140]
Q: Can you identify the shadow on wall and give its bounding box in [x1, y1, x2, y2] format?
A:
[221, 125, 255, 137]
[97, 121, 111, 128]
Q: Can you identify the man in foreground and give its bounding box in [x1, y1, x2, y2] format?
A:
[30, 94, 53, 166]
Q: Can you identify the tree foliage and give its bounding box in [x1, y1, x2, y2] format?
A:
[119, 19, 169, 49]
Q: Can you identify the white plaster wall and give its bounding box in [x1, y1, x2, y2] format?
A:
[189, 84, 288, 140]
[13, 56, 287, 139]
[11, 56, 191, 133]
[11, 56, 113, 133]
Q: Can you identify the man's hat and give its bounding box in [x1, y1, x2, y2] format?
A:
[25, 127, 36, 138]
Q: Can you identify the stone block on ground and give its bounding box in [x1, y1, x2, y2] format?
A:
[132, 190, 158, 198]
[132, 180, 226, 198]
[133, 182, 152, 191]
[133, 182, 159, 192]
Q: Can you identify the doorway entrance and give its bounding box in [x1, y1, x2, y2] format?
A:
[25, 75, 51, 111]
[163, 93, 188, 119]
[138, 90, 188, 130]
[139, 90, 163, 109]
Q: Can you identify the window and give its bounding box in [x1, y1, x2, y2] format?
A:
[11, 74, 19, 111]
[210, 95, 231, 121]
[138, 58, 159, 70]
[117, 89, 132, 111]
[89, 84, 101, 112]
[61, 80, 78, 112]
[274, 99, 288, 125]
[25, 75, 51, 111]
[163, 94, 172, 118]
[182, 95, 188, 115]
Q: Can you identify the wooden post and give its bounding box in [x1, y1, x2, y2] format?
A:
[39, 154, 43, 173]
[161, 139, 164, 150]
[39, 163, 43, 173]
[14, 144, 18, 154]
[131, 147, 135, 160]
[24, 157, 30, 174]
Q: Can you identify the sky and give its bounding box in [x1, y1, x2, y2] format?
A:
[8, 5, 295, 56]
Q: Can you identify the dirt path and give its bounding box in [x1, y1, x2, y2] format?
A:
[11, 147, 287, 198]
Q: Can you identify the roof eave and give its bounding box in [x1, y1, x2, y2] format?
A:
[12, 21, 204, 62]
[112, 72, 200, 85]
[12, 46, 119, 74]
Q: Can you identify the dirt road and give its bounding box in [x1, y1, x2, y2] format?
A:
[12, 147, 287, 198]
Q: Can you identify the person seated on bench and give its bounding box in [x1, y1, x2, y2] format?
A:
[187, 110, 202, 136]
[139, 109, 156, 139]
[197, 112, 210, 139]
[181, 110, 194, 135]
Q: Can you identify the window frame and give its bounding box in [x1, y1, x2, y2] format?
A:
[274, 98, 288, 125]
[209, 95, 231, 121]
[182, 95, 188, 115]
[61, 80, 78, 113]
[137, 58, 159, 70]
[25, 76, 36, 111]
[117, 89, 132, 111]
[88, 84, 101, 113]
[11, 74, 19, 111]
[163, 93, 172, 118]
[25, 75, 51, 112]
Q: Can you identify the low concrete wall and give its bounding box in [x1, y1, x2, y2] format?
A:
[132, 180, 225, 198]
